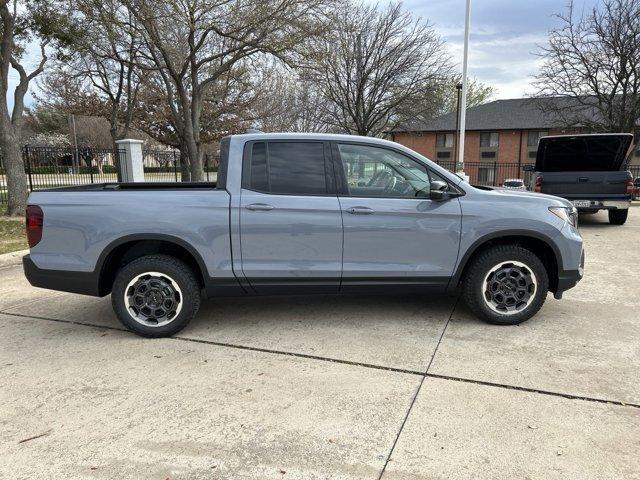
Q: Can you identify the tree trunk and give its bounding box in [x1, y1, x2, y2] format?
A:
[179, 145, 191, 182]
[192, 147, 204, 182]
[182, 127, 203, 182]
[1, 127, 28, 216]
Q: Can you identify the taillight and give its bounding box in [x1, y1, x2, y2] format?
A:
[626, 172, 633, 195]
[26, 205, 43, 248]
[534, 175, 543, 193]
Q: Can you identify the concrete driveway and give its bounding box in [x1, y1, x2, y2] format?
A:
[1, 208, 639, 480]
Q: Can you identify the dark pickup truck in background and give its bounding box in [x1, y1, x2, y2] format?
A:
[525, 133, 635, 225]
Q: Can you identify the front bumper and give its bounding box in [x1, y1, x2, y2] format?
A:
[23, 255, 101, 296]
[554, 249, 584, 299]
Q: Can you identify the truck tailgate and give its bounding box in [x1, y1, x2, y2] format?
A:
[540, 171, 630, 198]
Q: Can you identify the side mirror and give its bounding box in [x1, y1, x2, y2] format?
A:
[523, 164, 534, 172]
[430, 180, 449, 201]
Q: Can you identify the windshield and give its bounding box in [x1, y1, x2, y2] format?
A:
[503, 181, 522, 187]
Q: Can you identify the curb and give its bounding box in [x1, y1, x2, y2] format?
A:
[0, 249, 28, 269]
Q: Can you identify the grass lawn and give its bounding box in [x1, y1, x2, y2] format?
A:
[0, 216, 27, 254]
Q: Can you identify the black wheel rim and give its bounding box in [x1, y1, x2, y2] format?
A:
[482, 261, 537, 315]
[124, 272, 182, 327]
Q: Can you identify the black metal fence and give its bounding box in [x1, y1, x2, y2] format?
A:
[433, 161, 537, 187]
[1, 146, 126, 205]
[141, 150, 219, 182]
[0, 146, 220, 205]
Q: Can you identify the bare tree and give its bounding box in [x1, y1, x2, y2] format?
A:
[131, 60, 258, 179]
[534, 0, 640, 132]
[124, 0, 334, 181]
[0, 0, 75, 215]
[72, 0, 142, 152]
[252, 64, 334, 133]
[36, 0, 141, 179]
[392, 75, 495, 131]
[304, 1, 450, 136]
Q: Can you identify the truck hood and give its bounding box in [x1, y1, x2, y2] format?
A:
[535, 134, 633, 172]
[487, 187, 574, 208]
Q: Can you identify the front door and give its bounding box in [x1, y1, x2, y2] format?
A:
[239, 140, 342, 293]
[334, 142, 462, 291]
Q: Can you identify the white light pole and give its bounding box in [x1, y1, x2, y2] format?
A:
[457, 0, 471, 180]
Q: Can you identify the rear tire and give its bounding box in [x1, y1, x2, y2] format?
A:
[462, 245, 548, 325]
[111, 254, 201, 337]
[608, 209, 628, 225]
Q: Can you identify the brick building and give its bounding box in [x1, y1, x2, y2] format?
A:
[392, 97, 640, 186]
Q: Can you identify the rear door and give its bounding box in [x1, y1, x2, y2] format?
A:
[333, 142, 461, 290]
[239, 140, 342, 293]
[536, 134, 633, 197]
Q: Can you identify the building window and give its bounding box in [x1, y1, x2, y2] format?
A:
[528, 150, 538, 159]
[437, 151, 451, 159]
[481, 151, 496, 159]
[436, 133, 454, 148]
[480, 132, 499, 147]
[527, 131, 548, 147]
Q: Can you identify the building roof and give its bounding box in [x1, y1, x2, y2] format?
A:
[394, 97, 600, 132]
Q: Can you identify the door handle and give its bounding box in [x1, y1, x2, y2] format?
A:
[346, 206, 374, 215]
[246, 203, 274, 211]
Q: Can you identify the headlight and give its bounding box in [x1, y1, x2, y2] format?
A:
[549, 206, 578, 227]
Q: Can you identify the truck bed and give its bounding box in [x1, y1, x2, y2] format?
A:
[38, 182, 217, 192]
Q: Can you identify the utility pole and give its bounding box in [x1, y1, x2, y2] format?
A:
[457, 0, 471, 180]
[454, 83, 462, 168]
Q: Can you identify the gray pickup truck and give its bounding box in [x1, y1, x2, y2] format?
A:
[525, 133, 635, 225]
[23, 133, 584, 337]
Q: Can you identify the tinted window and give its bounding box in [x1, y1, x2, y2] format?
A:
[249, 142, 269, 191]
[338, 144, 430, 198]
[247, 141, 327, 195]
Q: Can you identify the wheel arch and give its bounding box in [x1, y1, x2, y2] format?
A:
[96, 234, 208, 296]
[449, 230, 561, 294]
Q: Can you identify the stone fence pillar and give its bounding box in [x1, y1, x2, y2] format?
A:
[115, 139, 145, 182]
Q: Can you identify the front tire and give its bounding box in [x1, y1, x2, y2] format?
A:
[608, 209, 628, 225]
[462, 245, 549, 325]
[112, 254, 201, 337]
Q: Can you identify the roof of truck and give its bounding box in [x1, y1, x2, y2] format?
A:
[231, 132, 400, 145]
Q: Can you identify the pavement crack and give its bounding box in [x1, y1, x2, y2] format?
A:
[375, 295, 459, 480]
[3, 308, 638, 414]
[425, 373, 640, 409]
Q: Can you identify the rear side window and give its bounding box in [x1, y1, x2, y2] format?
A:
[245, 141, 328, 195]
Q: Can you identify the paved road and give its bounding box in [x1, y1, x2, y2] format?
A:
[1, 208, 639, 479]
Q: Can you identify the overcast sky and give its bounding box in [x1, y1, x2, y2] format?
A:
[12, 0, 601, 108]
[405, 0, 600, 99]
